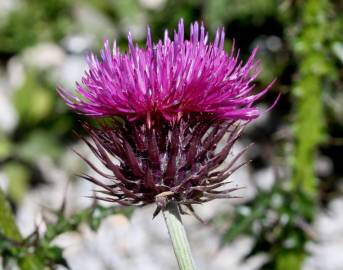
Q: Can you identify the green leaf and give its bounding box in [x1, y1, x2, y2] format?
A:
[0, 136, 12, 160]
[276, 251, 304, 270]
[0, 188, 22, 241]
[222, 198, 268, 243]
[18, 255, 46, 270]
[3, 162, 30, 204]
[13, 73, 54, 126]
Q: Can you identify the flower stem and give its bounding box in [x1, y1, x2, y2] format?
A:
[162, 201, 197, 270]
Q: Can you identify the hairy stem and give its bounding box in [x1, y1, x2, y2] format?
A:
[162, 201, 197, 270]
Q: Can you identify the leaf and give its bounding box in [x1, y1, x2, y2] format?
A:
[3, 162, 30, 204]
[12, 72, 54, 126]
[276, 251, 304, 270]
[222, 199, 268, 243]
[0, 188, 22, 241]
[18, 255, 46, 270]
[0, 136, 12, 160]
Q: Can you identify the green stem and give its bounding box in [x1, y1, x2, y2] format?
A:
[162, 201, 197, 270]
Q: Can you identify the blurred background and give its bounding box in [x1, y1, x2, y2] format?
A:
[0, 0, 342, 269]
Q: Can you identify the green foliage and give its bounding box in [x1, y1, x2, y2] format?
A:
[13, 72, 55, 126]
[3, 162, 30, 204]
[204, 0, 277, 31]
[290, 0, 336, 198]
[16, 130, 63, 162]
[220, 1, 343, 269]
[0, 200, 133, 269]
[0, 136, 12, 160]
[0, 188, 22, 241]
[0, 188, 43, 270]
[0, 0, 73, 53]
[220, 185, 313, 269]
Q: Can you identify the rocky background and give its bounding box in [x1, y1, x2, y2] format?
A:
[0, 0, 343, 269]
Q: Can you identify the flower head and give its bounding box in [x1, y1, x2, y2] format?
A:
[58, 20, 276, 216]
[58, 19, 273, 123]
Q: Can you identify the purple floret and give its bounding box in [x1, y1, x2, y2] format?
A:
[58, 19, 274, 122]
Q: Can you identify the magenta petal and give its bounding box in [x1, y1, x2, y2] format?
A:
[58, 19, 276, 122]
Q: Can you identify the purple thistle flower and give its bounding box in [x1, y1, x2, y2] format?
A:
[58, 19, 276, 216]
[58, 19, 274, 123]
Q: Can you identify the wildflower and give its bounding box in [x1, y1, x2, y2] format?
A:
[58, 19, 275, 216]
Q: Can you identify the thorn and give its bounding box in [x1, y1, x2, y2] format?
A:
[152, 206, 161, 219]
[185, 205, 206, 224]
[58, 183, 70, 217]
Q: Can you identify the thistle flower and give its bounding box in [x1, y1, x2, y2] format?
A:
[58, 19, 275, 216]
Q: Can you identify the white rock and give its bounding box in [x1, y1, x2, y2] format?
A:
[229, 142, 257, 201]
[62, 34, 95, 54]
[22, 43, 66, 70]
[315, 155, 333, 178]
[7, 56, 26, 90]
[139, 0, 166, 10]
[16, 156, 92, 236]
[54, 55, 87, 89]
[120, 12, 147, 40]
[304, 198, 343, 270]
[0, 92, 18, 133]
[254, 167, 275, 191]
[74, 4, 116, 39]
[55, 203, 264, 270]
[0, 172, 9, 192]
[266, 36, 282, 52]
